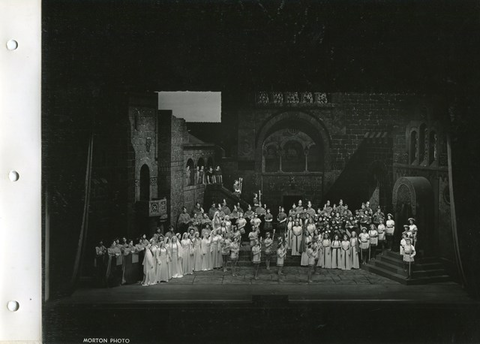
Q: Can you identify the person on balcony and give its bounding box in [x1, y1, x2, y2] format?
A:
[206, 166, 214, 184]
[198, 166, 205, 184]
[214, 166, 223, 185]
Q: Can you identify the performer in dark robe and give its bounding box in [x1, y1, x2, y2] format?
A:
[94, 240, 107, 287]
[288, 204, 297, 218]
[221, 199, 231, 217]
[372, 206, 385, 226]
[192, 202, 203, 219]
[323, 200, 333, 216]
[343, 204, 353, 218]
[106, 240, 123, 288]
[244, 204, 255, 241]
[206, 166, 214, 184]
[264, 208, 273, 235]
[214, 165, 223, 184]
[236, 202, 244, 214]
[306, 201, 316, 218]
[276, 206, 287, 237]
[208, 201, 217, 220]
[296, 200, 304, 213]
[177, 207, 192, 235]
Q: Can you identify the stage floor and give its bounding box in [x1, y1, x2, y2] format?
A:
[52, 267, 474, 305]
[44, 268, 480, 343]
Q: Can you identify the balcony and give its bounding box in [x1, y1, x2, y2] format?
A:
[136, 198, 168, 218]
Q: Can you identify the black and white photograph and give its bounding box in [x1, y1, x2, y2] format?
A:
[40, 0, 480, 343]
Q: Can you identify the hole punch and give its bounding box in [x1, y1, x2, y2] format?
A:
[9, 170, 19, 182]
[6, 39, 18, 51]
[7, 300, 19, 312]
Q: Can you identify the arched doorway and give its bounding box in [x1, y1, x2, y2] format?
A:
[392, 177, 434, 256]
[140, 164, 150, 201]
[254, 111, 331, 211]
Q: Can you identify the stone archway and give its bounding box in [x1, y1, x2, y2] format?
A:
[255, 110, 332, 172]
[392, 176, 434, 255]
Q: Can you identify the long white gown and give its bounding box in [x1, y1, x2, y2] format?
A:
[168, 243, 184, 278]
[291, 225, 303, 256]
[143, 246, 157, 286]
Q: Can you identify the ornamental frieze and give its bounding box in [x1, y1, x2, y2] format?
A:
[255, 92, 330, 106]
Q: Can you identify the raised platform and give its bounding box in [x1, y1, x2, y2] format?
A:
[362, 250, 452, 285]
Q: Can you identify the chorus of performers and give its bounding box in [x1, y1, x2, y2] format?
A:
[94, 197, 419, 286]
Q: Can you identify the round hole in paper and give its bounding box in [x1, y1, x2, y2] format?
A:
[9, 170, 19, 182]
[7, 300, 19, 312]
[6, 39, 18, 51]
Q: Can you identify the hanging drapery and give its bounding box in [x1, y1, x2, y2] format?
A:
[447, 133, 467, 288]
[70, 134, 94, 291]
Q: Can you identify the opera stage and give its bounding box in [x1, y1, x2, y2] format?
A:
[44, 268, 479, 343]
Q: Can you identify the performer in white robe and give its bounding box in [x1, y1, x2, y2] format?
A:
[142, 241, 157, 286]
[350, 231, 360, 269]
[192, 232, 203, 271]
[155, 242, 170, 283]
[320, 235, 332, 269]
[168, 236, 184, 278]
[285, 217, 294, 250]
[201, 233, 213, 271]
[291, 221, 303, 256]
[340, 234, 352, 270]
[331, 235, 341, 269]
[180, 233, 193, 275]
[300, 232, 311, 266]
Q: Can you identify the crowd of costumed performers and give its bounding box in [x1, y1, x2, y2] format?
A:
[94, 197, 419, 287]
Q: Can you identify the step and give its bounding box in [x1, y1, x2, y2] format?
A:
[376, 253, 444, 271]
[384, 250, 403, 259]
[363, 263, 452, 285]
[405, 275, 451, 285]
[362, 264, 408, 285]
[376, 254, 405, 268]
[371, 259, 407, 276]
[412, 268, 448, 279]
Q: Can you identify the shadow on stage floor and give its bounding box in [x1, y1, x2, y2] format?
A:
[44, 268, 479, 343]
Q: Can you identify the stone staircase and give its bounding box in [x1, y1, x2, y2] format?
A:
[362, 249, 451, 285]
[204, 183, 251, 211]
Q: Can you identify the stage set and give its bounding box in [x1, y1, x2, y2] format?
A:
[42, 1, 480, 343]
